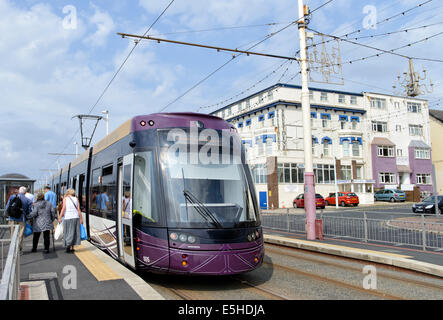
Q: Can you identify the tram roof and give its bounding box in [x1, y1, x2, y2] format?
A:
[52, 112, 232, 181]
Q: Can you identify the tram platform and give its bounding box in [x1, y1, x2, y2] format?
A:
[18, 237, 164, 300]
[264, 232, 443, 278]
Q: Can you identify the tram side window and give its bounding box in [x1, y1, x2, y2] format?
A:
[133, 151, 159, 226]
[79, 174, 86, 211]
[101, 165, 115, 221]
[90, 168, 101, 216]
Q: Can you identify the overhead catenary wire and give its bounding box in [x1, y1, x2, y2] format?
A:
[40, 0, 176, 184]
[156, 0, 335, 114]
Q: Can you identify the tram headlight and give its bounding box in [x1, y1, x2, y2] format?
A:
[247, 234, 253, 242]
[187, 235, 197, 244]
[179, 234, 188, 242]
[255, 230, 260, 239]
[170, 233, 179, 241]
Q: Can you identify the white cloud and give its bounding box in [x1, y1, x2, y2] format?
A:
[84, 5, 115, 47]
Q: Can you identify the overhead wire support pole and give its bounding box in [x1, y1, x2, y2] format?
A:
[117, 33, 301, 62]
[298, 0, 316, 240]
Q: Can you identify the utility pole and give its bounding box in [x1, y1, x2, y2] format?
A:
[102, 110, 109, 136]
[298, 0, 316, 240]
[334, 156, 339, 209]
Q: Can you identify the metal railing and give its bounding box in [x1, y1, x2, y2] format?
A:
[0, 209, 5, 225]
[0, 225, 20, 300]
[261, 211, 443, 251]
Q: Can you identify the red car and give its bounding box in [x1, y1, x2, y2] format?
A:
[293, 193, 326, 209]
[325, 192, 359, 207]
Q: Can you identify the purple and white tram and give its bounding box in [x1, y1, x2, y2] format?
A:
[51, 113, 264, 275]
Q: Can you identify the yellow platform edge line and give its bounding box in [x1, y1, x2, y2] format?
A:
[74, 245, 123, 282]
[267, 235, 412, 259]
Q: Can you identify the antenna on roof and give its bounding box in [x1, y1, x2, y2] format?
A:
[73, 115, 103, 150]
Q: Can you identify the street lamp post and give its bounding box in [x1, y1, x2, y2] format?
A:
[102, 110, 109, 136]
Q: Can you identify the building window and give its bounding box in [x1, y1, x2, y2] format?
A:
[395, 125, 402, 132]
[253, 164, 267, 184]
[409, 124, 423, 136]
[416, 174, 431, 185]
[352, 142, 360, 157]
[246, 119, 251, 126]
[268, 90, 273, 101]
[394, 101, 400, 109]
[370, 97, 386, 109]
[278, 163, 304, 184]
[356, 166, 363, 179]
[407, 102, 421, 113]
[351, 119, 358, 130]
[372, 121, 387, 132]
[238, 102, 243, 111]
[343, 141, 350, 157]
[266, 138, 273, 155]
[227, 108, 232, 116]
[321, 92, 328, 102]
[258, 94, 264, 103]
[340, 119, 346, 130]
[321, 114, 330, 128]
[309, 91, 314, 101]
[377, 145, 395, 157]
[221, 110, 225, 118]
[323, 142, 329, 156]
[341, 165, 352, 180]
[246, 99, 250, 108]
[415, 148, 430, 159]
[379, 172, 396, 184]
[397, 149, 403, 157]
[350, 96, 357, 105]
[314, 164, 335, 184]
[338, 94, 345, 103]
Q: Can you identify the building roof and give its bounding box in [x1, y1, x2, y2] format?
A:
[429, 109, 443, 123]
[209, 83, 364, 115]
[371, 137, 395, 146]
[0, 173, 35, 182]
[409, 140, 431, 149]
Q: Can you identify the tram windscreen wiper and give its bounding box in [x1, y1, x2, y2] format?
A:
[183, 190, 223, 229]
[182, 169, 222, 229]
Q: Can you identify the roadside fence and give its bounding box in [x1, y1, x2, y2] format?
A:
[0, 225, 20, 300]
[261, 210, 443, 251]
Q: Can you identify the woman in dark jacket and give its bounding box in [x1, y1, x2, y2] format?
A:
[28, 193, 56, 253]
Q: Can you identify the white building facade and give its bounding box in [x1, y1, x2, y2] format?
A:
[210, 83, 431, 208]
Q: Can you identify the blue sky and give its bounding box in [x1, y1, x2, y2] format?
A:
[1, 0, 442, 186]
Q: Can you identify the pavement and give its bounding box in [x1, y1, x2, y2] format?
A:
[14, 218, 442, 300]
[18, 236, 164, 300]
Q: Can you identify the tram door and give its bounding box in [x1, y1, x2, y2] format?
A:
[117, 155, 136, 268]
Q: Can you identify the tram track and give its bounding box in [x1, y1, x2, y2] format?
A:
[261, 260, 405, 300]
[163, 275, 293, 300]
[265, 243, 443, 291]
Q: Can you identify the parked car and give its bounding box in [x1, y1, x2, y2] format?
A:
[325, 192, 359, 207]
[293, 193, 325, 209]
[412, 195, 443, 214]
[374, 189, 406, 202]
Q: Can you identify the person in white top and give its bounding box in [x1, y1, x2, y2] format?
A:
[58, 188, 84, 253]
[25, 188, 35, 203]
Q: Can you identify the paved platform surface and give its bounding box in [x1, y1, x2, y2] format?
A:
[18, 236, 164, 300]
[264, 230, 443, 278]
[15, 229, 442, 300]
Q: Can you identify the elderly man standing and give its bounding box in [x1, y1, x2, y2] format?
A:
[5, 186, 32, 254]
[44, 185, 57, 211]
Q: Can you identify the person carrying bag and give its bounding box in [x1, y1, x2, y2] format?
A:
[27, 193, 56, 253]
[58, 189, 84, 253]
